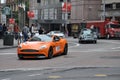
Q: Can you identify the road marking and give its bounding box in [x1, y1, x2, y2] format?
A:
[0, 53, 16, 55]
[101, 40, 120, 44]
[94, 74, 107, 77]
[1, 78, 11, 80]
[48, 76, 62, 79]
[69, 49, 120, 53]
[28, 74, 42, 76]
[68, 42, 80, 48]
[111, 47, 120, 49]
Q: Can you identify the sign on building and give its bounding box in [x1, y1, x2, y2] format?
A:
[2, 7, 11, 15]
[31, 10, 38, 20]
[1, 14, 6, 24]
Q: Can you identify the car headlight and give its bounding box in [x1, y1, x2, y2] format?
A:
[39, 45, 47, 50]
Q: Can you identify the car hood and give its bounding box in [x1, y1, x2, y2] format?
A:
[20, 41, 49, 49]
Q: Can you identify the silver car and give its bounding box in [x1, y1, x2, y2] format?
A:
[78, 28, 97, 43]
[47, 31, 65, 38]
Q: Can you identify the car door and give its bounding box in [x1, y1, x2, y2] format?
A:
[53, 36, 62, 54]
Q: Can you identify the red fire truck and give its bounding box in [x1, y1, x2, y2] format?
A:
[86, 20, 120, 39]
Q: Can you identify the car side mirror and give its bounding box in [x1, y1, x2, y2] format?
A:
[53, 37, 60, 42]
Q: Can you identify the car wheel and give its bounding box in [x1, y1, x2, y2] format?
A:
[18, 54, 24, 60]
[78, 40, 81, 43]
[62, 44, 68, 55]
[79, 40, 82, 44]
[48, 47, 53, 59]
[93, 40, 97, 44]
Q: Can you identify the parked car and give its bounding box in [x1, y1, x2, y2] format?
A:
[78, 28, 97, 43]
[17, 34, 68, 59]
[47, 31, 65, 38]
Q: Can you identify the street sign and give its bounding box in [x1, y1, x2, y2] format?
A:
[9, 18, 15, 24]
[31, 10, 38, 20]
[2, 7, 11, 15]
[1, 14, 6, 24]
[62, 2, 71, 12]
[27, 11, 34, 18]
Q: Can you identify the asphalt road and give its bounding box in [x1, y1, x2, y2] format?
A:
[0, 37, 120, 80]
[0, 67, 120, 80]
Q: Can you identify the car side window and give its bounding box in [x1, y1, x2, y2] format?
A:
[53, 36, 60, 41]
[30, 37, 41, 41]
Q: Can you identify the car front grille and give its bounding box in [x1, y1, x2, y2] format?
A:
[21, 49, 39, 52]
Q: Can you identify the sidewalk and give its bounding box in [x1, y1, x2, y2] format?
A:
[0, 38, 18, 49]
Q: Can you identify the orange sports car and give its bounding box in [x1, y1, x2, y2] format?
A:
[17, 34, 68, 59]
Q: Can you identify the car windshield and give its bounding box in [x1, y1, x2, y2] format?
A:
[81, 29, 91, 34]
[110, 24, 120, 28]
[52, 31, 61, 34]
[30, 35, 52, 42]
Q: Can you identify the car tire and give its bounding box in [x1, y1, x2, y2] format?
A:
[18, 54, 24, 60]
[62, 44, 68, 55]
[93, 40, 97, 44]
[79, 40, 82, 44]
[48, 47, 53, 59]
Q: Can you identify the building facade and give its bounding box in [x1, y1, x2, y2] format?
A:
[70, 0, 102, 23]
[100, 0, 120, 21]
[29, 0, 70, 33]
[29, 0, 120, 36]
[29, 0, 102, 35]
[3, 0, 120, 35]
[5, 0, 19, 23]
[2, 0, 29, 29]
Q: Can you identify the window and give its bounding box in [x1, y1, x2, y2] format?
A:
[37, 0, 41, 3]
[116, 3, 120, 9]
[105, 4, 112, 10]
[59, 0, 63, 2]
[59, 0, 71, 2]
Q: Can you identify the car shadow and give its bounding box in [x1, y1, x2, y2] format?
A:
[17, 54, 63, 60]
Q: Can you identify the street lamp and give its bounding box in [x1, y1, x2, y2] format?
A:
[65, 0, 68, 37]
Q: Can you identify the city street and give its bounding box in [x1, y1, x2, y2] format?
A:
[0, 37, 120, 80]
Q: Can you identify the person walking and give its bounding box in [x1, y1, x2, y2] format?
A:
[22, 24, 29, 42]
[0, 23, 3, 39]
[38, 27, 43, 34]
[14, 23, 20, 40]
[2, 24, 7, 35]
[31, 24, 38, 36]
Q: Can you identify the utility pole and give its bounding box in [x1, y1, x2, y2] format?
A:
[65, 0, 68, 37]
[103, 0, 106, 20]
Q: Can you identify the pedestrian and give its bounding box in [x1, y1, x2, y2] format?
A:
[2, 24, 7, 34]
[0, 23, 3, 39]
[38, 27, 43, 34]
[14, 23, 20, 40]
[22, 24, 29, 42]
[31, 23, 38, 36]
